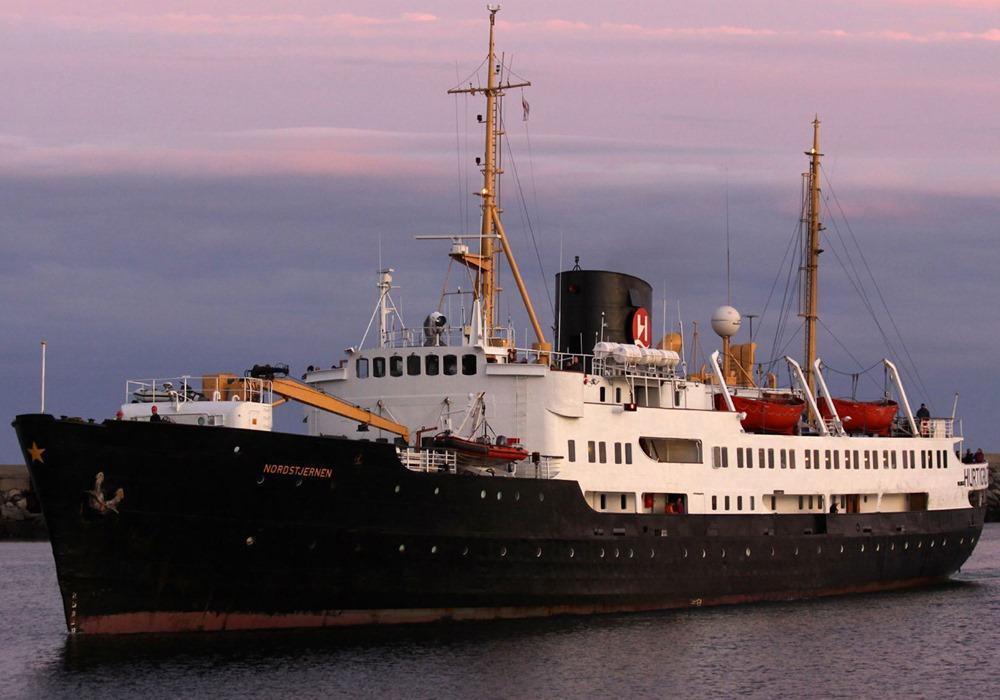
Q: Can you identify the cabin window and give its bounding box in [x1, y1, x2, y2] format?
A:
[833, 451, 840, 470]
[713, 447, 722, 469]
[891, 451, 898, 469]
[615, 387, 622, 403]
[864, 452, 871, 469]
[818, 495, 824, 510]
[909, 450, 915, 469]
[843, 450, 851, 469]
[639, 437, 703, 464]
[936, 450, 943, 469]
[614, 442, 622, 464]
[443, 355, 458, 375]
[712, 495, 718, 511]
[881, 451, 888, 469]
[599, 442, 607, 464]
[824, 451, 832, 470]
[768, 449, 775, 469]
[902, 451, 909, 469]
[625, 443, 633, 464]
[737, 449, 745, 469]
[425, 354, 439, 376]
[599, 387, 606, 402]
[808, 495, 814, 510]
[746, 448, 754, 469]
[780, 450, 787, 469]
[758, 448, 765, 469]
[737, 496, 743, 511]
[943, 451, 948, 468]
[799, 495, 804, 510]
[722, 448, 729, 468]
[462, 354, 477, 375]
[813, 450, 820, 472]
[725, 496, 731, 511]
[921, 451, 927, 469]
[406, 354, 421, 376]
[600, 494, 606, 509]
[389, 355, 403, 377]
[789, 451, 796, 469]
[674, 390, 682, 406]
[587, 441, 596, 463]
[871, 450, 878, 469]
[356, 358, 369, 379]
[751, 495, 756, 510]
[567, 440, 576, 462]
[804, 450, 811, 469]
[620, 494, 627, 510]
[372, 357, 386, 378]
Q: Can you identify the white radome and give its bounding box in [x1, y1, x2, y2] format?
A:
[711, 305, 742, 337]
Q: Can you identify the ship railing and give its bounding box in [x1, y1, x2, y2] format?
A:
[398, 447, 458, 473]
[591, 357, 677, 380]
[378, 323, 516, 350]
[125, 376, 273, 405]
[919, 418, 955, 438]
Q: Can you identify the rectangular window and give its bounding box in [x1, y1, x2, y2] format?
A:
[722, 448, 729, 468]
[759, 448, 766, 469]
[600, 494, 606, 509]
[937, 450, 943, 469]
[910, 450, 916, 469]
[818, 495, 824, 510]
[443, 355, 458, 375]
[614, 442, 622, 464]
[883, 451, 890, 470]
[638, 437, 703, 463]
[599, 442, 607, 464]
[356, 358, 369, 379]
[737, 449, 745, 469]
[813, 450, 820, 472]
[587, 441, 596, 463]
[724, 495, 730, 511]
[751, 495, 756, 510]
[406, 354, 421, 376]
[461, 354, 477, 375]
[808, 495, 813, 510]
[921, 451, 927, 469]
[425, 354, 439, 376]
[804, 450, 812, 469]
[780, 449, 787, 469]
[789, 451, 796, 469]
[615, 387, 622, 403]
[864, 451, 871, 469]
[737, 495, 743, 511]
[902, 451, 909, 469]
[825, 450, 832, 470]
[943, 451, 949, 468]
[768, 449, 775, 469]
[713, 446, 722, 469]
[620, 494, 627, 510]
[599, 387, 606, 402]
[567, 440, 576, 462]
[798, 495, 804, 510]
[372, 356, 386, 378]
[712, 495, 718, 511]
[390, 355, 403, 377]
[625, 443, 633, 464]
[891, 451, 898, 469]
[746, 448, 754, 469]
[833, 451, 840, 470]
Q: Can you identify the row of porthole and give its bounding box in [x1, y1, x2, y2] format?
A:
[391, 484, 544, 502]
[388, 535, 977, 559]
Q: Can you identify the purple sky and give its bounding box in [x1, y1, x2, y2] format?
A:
[3, 1, 999, 460]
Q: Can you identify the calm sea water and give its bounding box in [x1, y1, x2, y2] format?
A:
[2, 526, 998, 699]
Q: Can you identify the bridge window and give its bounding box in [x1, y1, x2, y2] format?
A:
[615, 387, 622, 403]
[356, 358, 369, 379]
[462, 354, 477, 375]
[625, 443, 633, 464]
[390, 355, 403, 377]
[725, 495, 730, 511]
[833, 451, 840, 470]
[599, 442, 607, 464]
[891, 451, 898, 469]
[746, 448, 754, 469]
[737, 496, 743, 511]
[758, 448, 766, 469]
[614, 442, 622, 464]
[639, 437, 703, 464]
[443, 355, 458, 375]
[712, 495, 718, 511]
[567, 440, 576, 462]
[737, 449, 745, 468]
[599, 387, 606, 402]
[372, 357, 386, 378]
[587, 441, 596, 463]
[789, 451, 796, 469]
[768, 449, 775, 469]
[407, 354, 421, 376]
[425, 354, 439, 376]
[825, 451, 832, 470]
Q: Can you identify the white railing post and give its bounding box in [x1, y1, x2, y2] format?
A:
[710, 351, 736, 413]
[884, 359, 918, 436]
[812, 359, 845, 435]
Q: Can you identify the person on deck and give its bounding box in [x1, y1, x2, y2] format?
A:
[963, 449, 974, 464]
[149, 405, 162, 423]
[974, 448, 985, 463]
[916, 403, 930, 420]
[829, 502, 839, 514]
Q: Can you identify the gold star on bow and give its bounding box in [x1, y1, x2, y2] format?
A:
[27, 442, 45, 463]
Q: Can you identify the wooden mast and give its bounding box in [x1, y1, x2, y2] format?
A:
[447, 7, 548, 350]
[802, 117, 823, 394]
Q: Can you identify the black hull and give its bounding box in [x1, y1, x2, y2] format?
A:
[13, 414, 986, 635]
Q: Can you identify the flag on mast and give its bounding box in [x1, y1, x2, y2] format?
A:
[521, 94, 530, 121]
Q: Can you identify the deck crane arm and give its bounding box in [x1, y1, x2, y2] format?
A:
[230, 370, 410, 442]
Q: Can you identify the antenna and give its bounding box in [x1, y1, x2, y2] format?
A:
[40, 340, 47, 413]
[725, 168, 731, 306]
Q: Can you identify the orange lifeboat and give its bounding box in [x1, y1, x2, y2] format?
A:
[820, 398, 897, 436]
[714, 393, 805, 435]
[431, 432, 530, 467]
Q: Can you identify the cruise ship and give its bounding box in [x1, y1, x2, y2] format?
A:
[14, 8, 988, 635]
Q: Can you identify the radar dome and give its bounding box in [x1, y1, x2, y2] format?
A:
[711, 305, 742, 338]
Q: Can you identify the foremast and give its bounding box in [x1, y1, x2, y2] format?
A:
[801, 117, 823, 393]
[448, 6, 549, 353]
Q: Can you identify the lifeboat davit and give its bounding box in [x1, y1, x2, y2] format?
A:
[431, 433, 530, 467]
[714, 393, 805, 435]
[820, 398, 898, 436]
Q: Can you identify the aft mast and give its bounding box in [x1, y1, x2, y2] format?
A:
[448, 6, 548, 352]
[801, 117, 823, 393]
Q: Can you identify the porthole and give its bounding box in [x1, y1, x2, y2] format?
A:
[917, 541, 923, 549]
[816, 545, 822, 554]
[599, 548, 605, 559]
[515, 492, 520, 501]
[904, 542, 909, 550]
[794, 547, 799, 556]
[960, 537, 965, 545]
[398, 544, 406, 553]
[569, 548, 575, 558]
[256, 475, 265, 485]
[942, 539, 947, 547]
[701, 548, 707, 559]
[721, 548, 726, 559]
[430, 545, 438, 554]
[683, 548, 688, 558]
[394, 485, 401, 494]
[233, 446, 240, 454]
[245, 536, 255, 546]
[433, 487, 440, 495]
[891, 542, 895, 551]
[839, 545, 844, 554]
[628, 549, 635, 559]
[745, 547, 751, 557]
[462, 546, 469, 556]
[650, 549, 655, 558]
[875, 543, 881, 552]
[536, 547, 542, 558]
[614, 548, 620, 558]
[770, 546, 775, 557]
[539, 493, 545, 502]
[497, 491, 503, 501]
[860, 544, 865, 552]
[480, 490, 487, 499]
[295, 478, 303, 487]
[500, 546, 507, 557]
[930, 540, 935, 548]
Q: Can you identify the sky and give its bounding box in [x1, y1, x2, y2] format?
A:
[2, 1, 999, 460]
